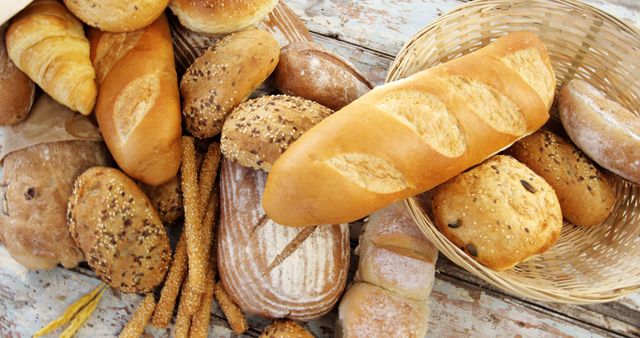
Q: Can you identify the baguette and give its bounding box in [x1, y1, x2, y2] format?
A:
[263, 31, 555, 226]
[5, 0, 96, 115]
[89, 15, 182, 186]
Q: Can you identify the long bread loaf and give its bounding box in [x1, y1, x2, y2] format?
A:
[263, 32, 555, 226]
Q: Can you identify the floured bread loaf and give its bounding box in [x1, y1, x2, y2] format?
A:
[218, 159, 349, 320]
[263, 31, 555, 226]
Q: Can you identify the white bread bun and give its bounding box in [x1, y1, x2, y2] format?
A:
[263, 31, 555, 226]
[558, 79, 640, 184]
[63, 0, 170, 32]
[169, 0, 278, 35]
[89, 15, 182, 186]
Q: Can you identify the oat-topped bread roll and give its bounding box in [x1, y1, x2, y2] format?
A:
[89, 15, 182, 186]
[64, 0, 170, 32]
[218, 159, 349, 320]
[0, 23, 35, 125]
[263, 31, 556, 226]
[558, 79, 640, 184]
[221, 95, 333, 171]
[507, 130, 615, 227]
[6, 0, 97, 115]
[68, 167, 172, 293]
[432, 155, 562, 271]
[169, 0, 279, 35]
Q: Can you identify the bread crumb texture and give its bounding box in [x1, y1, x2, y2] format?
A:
[502, 48, 555, 107]
[326, 153, 408, 194]
[432, 155, 562, 271]
[443, 75, 526, 135]
[378, 89, 466, 157]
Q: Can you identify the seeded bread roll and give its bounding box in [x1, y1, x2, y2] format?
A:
[558, 79, 640, 184]
[507, 130, 615, 226]
[169, 0, 278, 35]
[141, 175, 183, 224]
[181, 29, 280, 138]
[221, 95, 333, 171]
[263, 32, 555, 226]
[259, 320, 314, 338]
[68, 167, 171, 293]
[432, 155, 562, 271]
[273, 42, 372, 110]
[63, 0, 170, 32]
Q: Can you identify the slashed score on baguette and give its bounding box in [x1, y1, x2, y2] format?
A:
[263, 31, 556, 226]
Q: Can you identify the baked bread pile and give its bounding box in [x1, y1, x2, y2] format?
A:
[1, 0, 638, 337]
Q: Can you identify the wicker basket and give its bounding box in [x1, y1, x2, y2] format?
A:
[387, 0, 640, 303]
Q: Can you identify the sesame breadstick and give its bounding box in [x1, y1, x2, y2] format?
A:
[151, 233, 187, 328]
[197, 142, 221, 220]
[180, 136, 206, 297]
[189, 267, 215, 338]
[214, 281, 248, 334]
[119, 293, 156, 338]
[173, 278, 193, 338]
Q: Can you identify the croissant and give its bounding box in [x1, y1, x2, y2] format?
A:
[5, 0, 97, 115]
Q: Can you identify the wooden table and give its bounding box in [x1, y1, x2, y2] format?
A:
[1, 1, 639, 337]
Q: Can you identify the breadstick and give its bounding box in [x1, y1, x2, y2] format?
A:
[197, 142, 221, 219]
[119, 293, 156, 338]
[173, 278, 193, 338]
[214, 281, 248, 334]
[151, 233, 187, 327]
[59, 288, 106, 338]
[189, 267, 215, 338]
[34, 283, 106, 337]
[180, 136, 206, 297]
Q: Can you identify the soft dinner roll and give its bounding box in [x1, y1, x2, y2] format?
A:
[64, 0, 170, 32]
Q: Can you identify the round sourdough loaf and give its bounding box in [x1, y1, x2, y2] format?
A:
[221, 95, 333, 171]
[64, 0, 170, 32]
[507, 130, 615, 226]
[558, 79, 640, 184]
[432, 155, 563, 271]
[68, 167, 171, 293]
[169, 0, 278, 35]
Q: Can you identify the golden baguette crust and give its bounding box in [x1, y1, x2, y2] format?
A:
[5, 0, 96, 115]
[169, 0, 278, 35]
[218, 159, 349, 320]
[89, 15, 182, 186]
[263, 32, 555, 226]
[64, 0, 170, 32]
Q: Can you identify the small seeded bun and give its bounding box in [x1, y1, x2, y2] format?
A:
[141, 175, 183, 225]
[68, 167, 171, 293]
[169, 0, 278, 35]
[507, 130, 615, 227]
[63, 0, 170, 32]
[221, 95, 333, 171]
[432, 155, 563, 271]
[259, 320, 314, 338]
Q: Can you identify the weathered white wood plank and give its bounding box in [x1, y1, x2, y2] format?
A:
[287, 0, 640, 58]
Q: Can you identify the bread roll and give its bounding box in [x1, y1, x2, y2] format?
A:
[63, 0, 170, 32]
[0, 23, 35, 125]
[5, 0, 97, 115]
[432, 155, 562, 271]
[274, 42, 372, 110]
[141, 175, 183, 224]
[263, 31, 556, 226]
[68, 167, 172, 293]
[337, 203, 436, 338]
[337, 283, 429, 338]
[169, 0, 278, 35]
[259, 320, 314, 338]
[221, 95, 333, 171]
[0, 140, 109, 270]
[89, 15, 182, 186]
[218, 159, 349, 320]
[181, 29, 280, 138]
[507, 130, 615, 226]
[558, 79, 640, 184]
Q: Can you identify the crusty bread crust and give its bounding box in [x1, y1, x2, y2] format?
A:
[64, 0, 170, 32]
[263, 32, 555, 226]
[89, 15, 182, 186]
[0, 23, 34, 125]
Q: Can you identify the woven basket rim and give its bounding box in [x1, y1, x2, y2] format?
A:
[388, 0, 640, 304]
